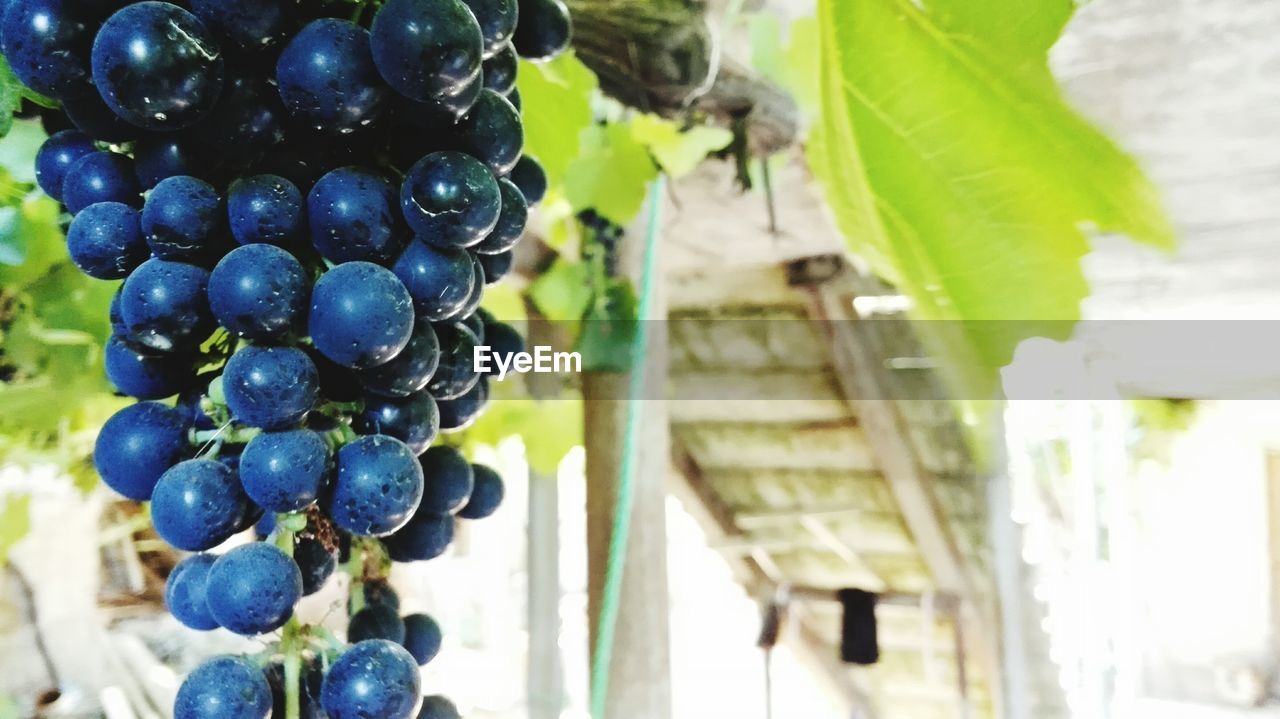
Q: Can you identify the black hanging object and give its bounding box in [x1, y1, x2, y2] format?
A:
[837, 588, 879, 665]
[757, 599, 784, 650]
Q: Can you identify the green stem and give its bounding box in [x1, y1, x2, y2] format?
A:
[343, 540, 366, 615]
[281, 617, 303, 719]
[190, 426, 261, 446]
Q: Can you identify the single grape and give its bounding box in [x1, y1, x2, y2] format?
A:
[512, 0, 571, 62]
[354, 391, 440, 455]
[349, 580, 400, 613]
[227, 175, 307, 247]
[276, 19, 388, 134]
[323, 435, 424, 536]
[459, 463, 505, 519]
[34, 130, 94, 201]
[459, 310, 487, 345]
[390, 240, 475, 322]
[239, 429, 331, 513]
[183, 75, 287, 172]
[174, 656, 272, 719]
[94, 401, 190, 500]
[383, 512, 454, 562]
[473, 177, 527, 255]
[104, 335, 193, 399]
[61, 90, 139, 143]
[400, 151, 501, 248]
[66, 202, 148, 280]
[437, 376, 488, 433]
[418, 446, 475, 515]
[369, 0, 483, 101]
[308, 167, 406, 264]
[456, 252, 487, 316]
[508, 155, 548, 205]
[355, 320, 440, 398]
[133, 136, 205, 190]
[348, 604, 406, 643]
[208, 244, 310, 342]
[308, 261, 414, 369]
[205, 542, 303, 635]
[151, 459, 251, 551]
[0, 0, 93, 99]
[164, 554, 219, 631]
[63, 151, 140, 214]
[320, 640, 421, 719]
[482, 320, 526, 377]
[401, 613, 443, 665]
[462, 0, 518, 57]
[417, 696, 462, 719]
[295, 536, 338, 596]
[428, 321, 481, 400]
[91, 2, 225, 130]
[477, 249, 513, 284]
[190, 0, 293, 50]
[453, 89, 524, 175]
[141, 176, 229, 265]
[482, 44, 518, 95]
[120, 258, 214, 352]
[222, 346, 319, 430]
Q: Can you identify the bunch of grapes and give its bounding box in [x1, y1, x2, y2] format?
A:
[1, 0, 569, 715]
[578, 208, 623, 277]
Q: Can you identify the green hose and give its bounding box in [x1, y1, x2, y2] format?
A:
[589, 174, 665, 718]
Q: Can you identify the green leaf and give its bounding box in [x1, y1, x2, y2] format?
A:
[576, 278, 638, 372]
[0, 494, 31, 566]
[518, 53, 597, 188]
[0, 206, 21, 265]
[0, 196, 65, 285]
[479, 282, 529, 323]
[0, 119, 47, 184]
[463, 394, 583, 475]
[528, 258, 592, 322]
[564, 123, 658, 225]
[809, 0, 1174, 394]
[629, 115, 733, 178]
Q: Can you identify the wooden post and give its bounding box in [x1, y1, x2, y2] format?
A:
[582, 189, 673, 719]
[527, 469, 564, 719]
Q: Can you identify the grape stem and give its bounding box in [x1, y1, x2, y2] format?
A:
[189, 426, 261, 446]
[343, 539, 367, 615]
[277, 526, 303, 719]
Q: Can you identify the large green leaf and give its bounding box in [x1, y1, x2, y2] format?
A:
[518, 53, 597, 188]
[809, 0, 1174, 393]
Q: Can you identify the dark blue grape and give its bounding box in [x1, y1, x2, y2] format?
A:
[459, 463, 504, 519]
[174, 656, 272, 719]
[104, 336, 193, 399]
[482, 44, 518, 95]
[295, 536, 337, 596]
[383, 512, 454, 562]
[477, 249, 513, 284]
[133, 136, 204, 189]
[451, 89, 523, 175]
[509, 155, 547, 205]
[108, 287, 128, 337]
[308, 261, 414, 369]
[94, 401, 189, 500]
[91, 2, 225, 130]
[151, 458, 251, 551]
[63, 151, 140, 214]
[369, 0, 483, 101]
[164, 554, 219, 631]
[66, 202, 148, 280]
[34, 130, 94, 201]
[120, 258, 214, 352]
[61, 90, 139, 143]
[141, 176, 229, 264]
[356, 321, 440, 398]
[354, 392, 439, 455]
[437, 376, 488, 433]
[0, 0, 93, 99]
[349, 580, 400, 613]
[348, 605, 405, 644]
[223, 346, 319, 429]
[459, 310, 487, 345]
[276, 19, 388, 134]
[308, 167, 406, 264]
[417, 446, 475, 515]
[400, 151, 501, 248]
[227, 175, 307, 247]
[254, 512, 278, 540]
[205, 542, 303, 635]
[513, 0, 571, 62]
[462, 0, 518, 57]
[184, 75, 286, 172]
[390, 240, 475, 322]
[417, 696, 461, 719]
[458, 246, 487, 316]
[320, 640, 420, 719]
[190, 0, 293, 50]
[429, 321, 480, 400]
[239, 429, 331, 512]
[473, 177, 527, 254]
[208, 244, 310, 342]
[401, 613, 443, 665]
[323, 435, 424, 536]
[482, 320, 525, 377]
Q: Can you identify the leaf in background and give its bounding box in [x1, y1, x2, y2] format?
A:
[464, 394, 583, 475]
[0, 206, 21, 265]
[0, 196, 64, 284]
[750, 15, 820, 117]
[528, 258, 592, 321]
[564, 123, 658, 225]
[809, 0, 1174, 394]
[480, 282, 529, 324]
[575, 278, 637, 372]
[629, 115, 733, 178]
[0, 119, 46, 184]
[0, 494, 31, 565]
[518, 53, 597, 188]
